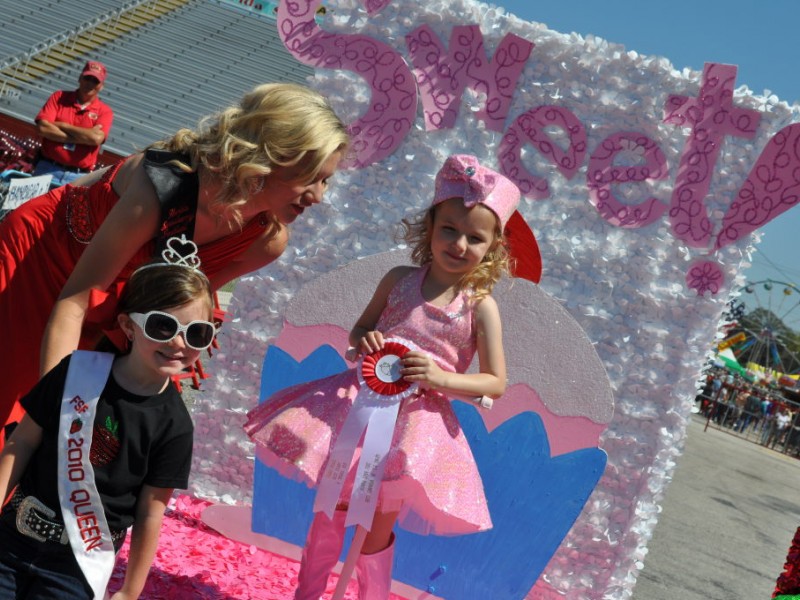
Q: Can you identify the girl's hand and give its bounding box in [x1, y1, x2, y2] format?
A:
[401, 351, 445, 387]
[357, 330, 385, 356]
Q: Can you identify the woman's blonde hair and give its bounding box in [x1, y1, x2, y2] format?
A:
[149, 83, 349, 226]
[400, 202, 512, 300]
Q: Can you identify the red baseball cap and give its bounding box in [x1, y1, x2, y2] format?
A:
[81, 60, 107, 83]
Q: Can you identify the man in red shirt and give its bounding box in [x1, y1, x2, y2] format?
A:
[32, 60, 114, 188]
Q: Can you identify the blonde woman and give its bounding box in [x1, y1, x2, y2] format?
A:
[0, 83, 349, 439]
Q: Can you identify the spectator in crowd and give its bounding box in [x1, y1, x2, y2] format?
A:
[32, 60, 113, 188]
[784, 411, 800, 456]
[712, 374, 723, 397]
[734, 388, 762, 434]
[769, 407, 792, 449]
[719, 384, 747, 428]
[760, 396, 776, 444]
[706, 371, 725, 415]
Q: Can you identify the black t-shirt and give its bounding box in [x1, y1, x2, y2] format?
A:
[20, 354, 194, 531]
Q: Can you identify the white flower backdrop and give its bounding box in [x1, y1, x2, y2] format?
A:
[185, 0, 799, 597]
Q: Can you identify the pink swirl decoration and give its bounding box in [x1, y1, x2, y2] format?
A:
[664, 63, 760, 247]
[364, 0, 392, 12]
[686, 260, 724, 296]
[277, 0, 417, 168]
[406, 24, 533, 132]
[586, 132, 669, 228]
[498, 106, 587, 200]
[715, 122, 800, 251]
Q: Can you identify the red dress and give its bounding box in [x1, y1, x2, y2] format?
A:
[0, 152, 268, 433]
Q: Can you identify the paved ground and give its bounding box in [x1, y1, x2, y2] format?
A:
[631, 414, 800, 600]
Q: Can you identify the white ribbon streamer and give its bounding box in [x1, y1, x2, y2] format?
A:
[314, 338, 418, 530]
[57, 351, 116, 600]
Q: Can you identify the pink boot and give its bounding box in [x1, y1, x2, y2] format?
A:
[356, 534, 395, 600]
[294, 511, 347, 600]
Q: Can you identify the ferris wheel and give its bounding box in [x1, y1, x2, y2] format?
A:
[724, 279, 800, 377]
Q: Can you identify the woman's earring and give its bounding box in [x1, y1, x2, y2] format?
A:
[249, 177, 264, 196]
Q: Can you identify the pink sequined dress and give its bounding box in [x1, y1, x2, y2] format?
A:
[244, 266, 492, 536]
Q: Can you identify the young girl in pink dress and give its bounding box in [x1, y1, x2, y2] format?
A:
[244, 154, 520, 599]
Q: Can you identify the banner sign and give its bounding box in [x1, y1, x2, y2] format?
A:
[215, 0, 279, 19]
[4, 174, 52, 210]
[719, 332, 747, 351]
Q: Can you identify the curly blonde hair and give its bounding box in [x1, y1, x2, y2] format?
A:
[149, 83, 349, 227]
[400, 202, 512, 300]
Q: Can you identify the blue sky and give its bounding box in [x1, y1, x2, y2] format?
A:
[499, 0, 800, 288]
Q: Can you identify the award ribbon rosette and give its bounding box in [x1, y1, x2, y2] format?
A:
[57, 351, 116, 600]
[314, 339, 419, 529]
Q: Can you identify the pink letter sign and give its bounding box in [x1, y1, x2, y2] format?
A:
[586, 132, 669, 228]
[715, 122, 800, 251]
[498, 106, 587, 200]
[277, 0, 417, 168]
[406, 24, 533, 132]
[664, 63, 760, 247]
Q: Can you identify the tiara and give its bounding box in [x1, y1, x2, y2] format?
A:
[133, 235, 204, 275]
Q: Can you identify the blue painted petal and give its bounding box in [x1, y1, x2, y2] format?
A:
[252, 344, 347, 539]
[259, 344, 347, 398]
[393, 403, 606, 598]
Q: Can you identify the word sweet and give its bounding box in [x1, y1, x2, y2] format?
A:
[276, 0, 800, 294]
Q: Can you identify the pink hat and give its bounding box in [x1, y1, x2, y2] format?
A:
[433, 154, 520, 229]
[81, 60, 107, 83]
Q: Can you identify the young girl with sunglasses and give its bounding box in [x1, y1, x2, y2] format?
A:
[0, 248, 215, 600]
[245, 154, 519, 599]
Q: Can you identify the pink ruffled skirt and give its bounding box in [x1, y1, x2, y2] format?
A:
[244, 369, 491, 536]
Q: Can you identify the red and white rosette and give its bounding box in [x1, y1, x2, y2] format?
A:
[358, 340, 415, 398]
[314, 339, 419, 530]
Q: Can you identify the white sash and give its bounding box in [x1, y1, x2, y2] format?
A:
[57, 350, 116, 600]
[314, 339, 418, 530]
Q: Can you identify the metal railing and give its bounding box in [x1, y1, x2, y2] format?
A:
[699, 384, 800, 455]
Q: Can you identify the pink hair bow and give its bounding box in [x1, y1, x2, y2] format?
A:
[436, 155, 498, 207]
[432, 154, 520, 229]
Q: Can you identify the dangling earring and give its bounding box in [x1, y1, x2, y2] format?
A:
[249, 177, 264, 196]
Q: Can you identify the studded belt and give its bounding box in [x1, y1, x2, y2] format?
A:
[9, 488, 125, 545]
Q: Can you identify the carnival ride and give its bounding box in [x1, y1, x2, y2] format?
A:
[723, 279, 800, 383]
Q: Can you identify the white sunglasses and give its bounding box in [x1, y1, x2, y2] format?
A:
[129, 311, 216, 351]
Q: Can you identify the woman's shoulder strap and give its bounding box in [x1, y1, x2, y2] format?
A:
[142, 149, 197, 205]
[142, 148, 198, 244]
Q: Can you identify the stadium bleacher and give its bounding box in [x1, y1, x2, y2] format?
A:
[0, 0, 313, 158]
